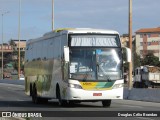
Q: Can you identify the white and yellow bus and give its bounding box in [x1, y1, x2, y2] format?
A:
[24, 28, 131, 107]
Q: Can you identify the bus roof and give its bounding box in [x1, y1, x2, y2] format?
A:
[27, 28, 119, 44]
[72, 28, 119, 34]
[45, 28, 119, 35]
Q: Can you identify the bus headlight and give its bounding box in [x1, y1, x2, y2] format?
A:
[113, 83, 124, 89]
[68, 83, 82, 89]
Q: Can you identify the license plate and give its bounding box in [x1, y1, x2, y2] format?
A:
[93, 93, 102, 96]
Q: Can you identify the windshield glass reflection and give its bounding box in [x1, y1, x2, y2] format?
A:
[69, 48, 122, 81]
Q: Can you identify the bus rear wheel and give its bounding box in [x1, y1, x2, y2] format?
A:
[32, 86, 40, 104]
[102, 100, 111, 107]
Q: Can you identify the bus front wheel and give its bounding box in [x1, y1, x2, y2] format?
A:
[102, 100, 111, 107]
[56, 86, 67, 106]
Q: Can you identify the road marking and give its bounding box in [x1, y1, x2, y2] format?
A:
[0, 83, 24, 87]
[17, 99, 25, 101]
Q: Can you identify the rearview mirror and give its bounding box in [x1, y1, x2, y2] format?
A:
[123, 47, 131, 62]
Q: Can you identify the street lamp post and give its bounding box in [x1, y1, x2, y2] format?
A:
[1, 13, 3, 80]
[52, 0, 54, 31]
[128, 0, 133, 90]
[18, 0, 21, 80]
[1, 11, 9, 79]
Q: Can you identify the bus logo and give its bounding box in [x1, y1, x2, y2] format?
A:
[82, 83, 92, 86]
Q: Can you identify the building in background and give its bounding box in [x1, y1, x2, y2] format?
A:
[10, 39, 26, 51]
[9, 39, 26, 61]
[120, 34, 135, 47]
[135, 27, 160, 58]
[0, 44, 13, 54]
[0, 39, 27, 79]
[120, 34, 129, 47]
[0, 44, 13, 64]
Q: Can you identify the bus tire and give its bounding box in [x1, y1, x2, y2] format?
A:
[30, 84, 32, 96]
[32, 85, 41, 104]
[68, 101, 75, 107]
[102, 100, 111, 107]
[40, 98, 49, 104]
[56, 86, 67, 106]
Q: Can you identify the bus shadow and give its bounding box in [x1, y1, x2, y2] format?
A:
[0, 101, 59, 108]
[0, 100, 102, 108]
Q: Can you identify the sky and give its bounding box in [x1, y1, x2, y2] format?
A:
[0, 0, 160, 43]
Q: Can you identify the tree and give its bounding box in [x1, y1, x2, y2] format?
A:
[133, 52, 141, 68]
[141, 53, 160, 67]
[12, 51, 25, 71]
[123, 51, 141, 73]
[9, 40, 16, 46]
[132, 39, 141, 69]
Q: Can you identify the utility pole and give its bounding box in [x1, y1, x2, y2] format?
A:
[18, 0, 21, 80]
[52, 0, 54, 31]
[1, 10, 9, 79]
[1, 13, 4, 80]
[128, 0, 133, 90]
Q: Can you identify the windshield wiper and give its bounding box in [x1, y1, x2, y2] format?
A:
[105, 75, 111, 82]
[82, 72, 89, 81]
[98, 64, 112, 81]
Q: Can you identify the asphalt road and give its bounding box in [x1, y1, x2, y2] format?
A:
[0, 80, 160, 120]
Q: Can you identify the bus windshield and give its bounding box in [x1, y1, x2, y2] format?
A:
[69, 48, 123, 81]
